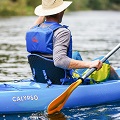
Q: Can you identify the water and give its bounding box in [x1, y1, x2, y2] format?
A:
[0, 11, 120, 119]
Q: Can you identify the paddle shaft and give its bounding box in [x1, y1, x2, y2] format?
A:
[82, 43, 120, 80]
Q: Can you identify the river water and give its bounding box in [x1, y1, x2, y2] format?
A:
[0, 11, 120, 119]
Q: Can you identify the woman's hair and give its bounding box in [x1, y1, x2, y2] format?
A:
[46, 13, 58, 19]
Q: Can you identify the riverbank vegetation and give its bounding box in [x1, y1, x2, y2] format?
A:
[0, 0, 120, 16]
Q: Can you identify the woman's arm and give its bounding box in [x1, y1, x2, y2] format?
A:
[53, 28, 103, 70]
[68, 59, 103, 70]
[33, 16, 45, 26]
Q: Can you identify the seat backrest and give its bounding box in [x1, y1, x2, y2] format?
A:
[28, 54, 65, 84]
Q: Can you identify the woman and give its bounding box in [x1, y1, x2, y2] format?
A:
[26, 0, 120, 84]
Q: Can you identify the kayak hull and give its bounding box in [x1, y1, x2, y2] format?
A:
[0, 68, 120, 114]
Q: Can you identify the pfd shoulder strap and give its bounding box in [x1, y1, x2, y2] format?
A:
[38, 22, 62, 31]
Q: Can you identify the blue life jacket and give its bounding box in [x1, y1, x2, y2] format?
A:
[26, 21, 72, 58]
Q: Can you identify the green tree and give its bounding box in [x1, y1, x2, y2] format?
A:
[109, 0, 120, 4]
[109, 0, 120, 10]
[27, 0, 41, 8]
[68, 0, 89, 11]
[88, 0, 109, 10]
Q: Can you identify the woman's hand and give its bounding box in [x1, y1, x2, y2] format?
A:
[89, 60, 103, 70]
[34, 16, 45, 25]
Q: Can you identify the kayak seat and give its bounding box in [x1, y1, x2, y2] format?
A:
[28, 54, 66, 84]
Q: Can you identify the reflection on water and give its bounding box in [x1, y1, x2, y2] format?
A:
[0, 111, 67, 120]
[0, 11, 120, 119]
[0, 16, 33, 80]
[1, 102, 120, 120]
[62, 102, 120, 120]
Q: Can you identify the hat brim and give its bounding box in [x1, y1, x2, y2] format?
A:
[34, 1, 72, 16]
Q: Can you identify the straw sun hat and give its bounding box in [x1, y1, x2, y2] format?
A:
[34, 0, 72, 16]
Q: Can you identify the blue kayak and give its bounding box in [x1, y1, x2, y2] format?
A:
[0, 68, 120, 114]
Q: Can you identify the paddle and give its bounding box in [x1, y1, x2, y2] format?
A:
[47, 43, 120, 114]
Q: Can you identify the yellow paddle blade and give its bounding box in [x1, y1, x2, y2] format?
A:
[47, 79, 82, 114]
